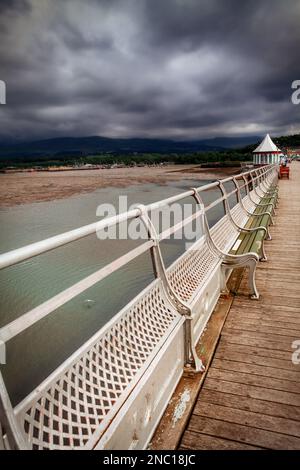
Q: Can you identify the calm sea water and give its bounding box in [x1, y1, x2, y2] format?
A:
[0, 179, 225, 405]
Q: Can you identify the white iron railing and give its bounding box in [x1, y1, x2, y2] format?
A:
[0, 165, 278, 450]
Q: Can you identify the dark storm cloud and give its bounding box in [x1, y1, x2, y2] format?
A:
[0, 0, 31, 14]
[0, 0, 299, 141]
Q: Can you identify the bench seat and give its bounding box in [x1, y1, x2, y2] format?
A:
[230, 200, 273, 260]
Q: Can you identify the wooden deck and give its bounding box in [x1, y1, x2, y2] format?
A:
[180, 163, 300, 450]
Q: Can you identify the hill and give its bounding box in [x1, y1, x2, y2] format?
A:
[0, 133, 299, 168]
[0, 135, 263, 162]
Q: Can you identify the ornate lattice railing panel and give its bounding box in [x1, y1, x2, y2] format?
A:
[167, 238, 219, 303]
[15, 281, 181, 450]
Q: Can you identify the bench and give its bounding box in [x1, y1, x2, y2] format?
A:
[244, 168, 279, 212]
[167, 165, 278, 371]
[228, 170, 279, 262]
[279, 164, 290, 179]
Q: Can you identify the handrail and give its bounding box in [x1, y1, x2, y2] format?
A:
[0, 240, 154, 344]
[0, 165, 275, 271]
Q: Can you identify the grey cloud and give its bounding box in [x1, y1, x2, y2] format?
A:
[0, 0, 31, 14]
[0, 0, 299, 142]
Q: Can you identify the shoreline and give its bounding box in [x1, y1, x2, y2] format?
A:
[0, 164, 241, 208]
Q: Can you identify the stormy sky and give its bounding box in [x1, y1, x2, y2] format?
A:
[0, 0, 299, 142]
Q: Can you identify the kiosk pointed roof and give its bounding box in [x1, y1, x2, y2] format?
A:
[253, 134, 281, 153]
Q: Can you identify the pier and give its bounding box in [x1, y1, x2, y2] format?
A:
[0, 163, 299, 450]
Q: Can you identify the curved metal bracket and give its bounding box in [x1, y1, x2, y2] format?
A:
[135, 204, 190, 316]
[253, 169, 278, 201]
[242, 175, 276, 212]
[251, 172, 267, 198]
[256, 169, 278, 207]
[217, 180, 269, 237]
[135, 204, 205, 372]
[191, 189, 260, 298]
[232, 177, 274, 231]
[256, 169, 272, 195]
[260, 167, 278, 194]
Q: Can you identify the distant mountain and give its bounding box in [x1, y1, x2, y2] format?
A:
[0, 135, 262, 162]
[201, 136, 261, 149]
[0, 136, 220, 161]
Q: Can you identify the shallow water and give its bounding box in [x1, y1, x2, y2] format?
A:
[0, 179, 224, 405]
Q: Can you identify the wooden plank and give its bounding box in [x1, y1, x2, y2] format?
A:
[217, 339, 297, 360]
[221, 329, 298, 345]
[223, 322, 300, 339]
[229, 295, 300, 307]
[251, 294, 300, 304]
[203, 378, 300, 407]
[228, 302, 300, 318]
[206, 368, 300, 395]
[224, 321, 300, 338]
[215, 348, 300, 373]
[186, 415, 300, 450]
[199, 388, 300, 422]
[219, 332, 294, 353]
[227, 313, 300, 326]
[224, 314, 300, 330]
[238, 295, 300, 308]
[180, 430, 262, 450]
[193, 401, 300, 437]
[211, 358, 300, 383]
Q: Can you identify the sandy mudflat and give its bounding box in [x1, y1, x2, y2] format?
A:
[0, 165, 240, 207]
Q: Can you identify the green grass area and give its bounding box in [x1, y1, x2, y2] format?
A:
[0, 150, 251, 170]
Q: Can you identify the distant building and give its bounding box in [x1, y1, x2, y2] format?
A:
[286, 147, 300, 158]
[253, 134, 282, 165]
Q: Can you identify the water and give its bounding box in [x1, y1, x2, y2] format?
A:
[0, 179, 225, 406]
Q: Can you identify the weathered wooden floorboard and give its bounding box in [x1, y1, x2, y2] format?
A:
[219, 332, 295, 352]
[218, 340, 294, 361]
[214, 348, 300, 373]
[206, 368, 300, 395]
[211, 358, 300, 382]
[199, 389, 300, 422]
[184, 415, 300, 450]
[223, 321, 300, 338]
[203, 378, 300, 407]
[193, 402, 300, 437]
[180, 430, 263, 450]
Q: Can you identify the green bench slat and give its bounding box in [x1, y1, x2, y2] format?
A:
[230, 210, 272, 258]
[229, 180, 278, 258]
